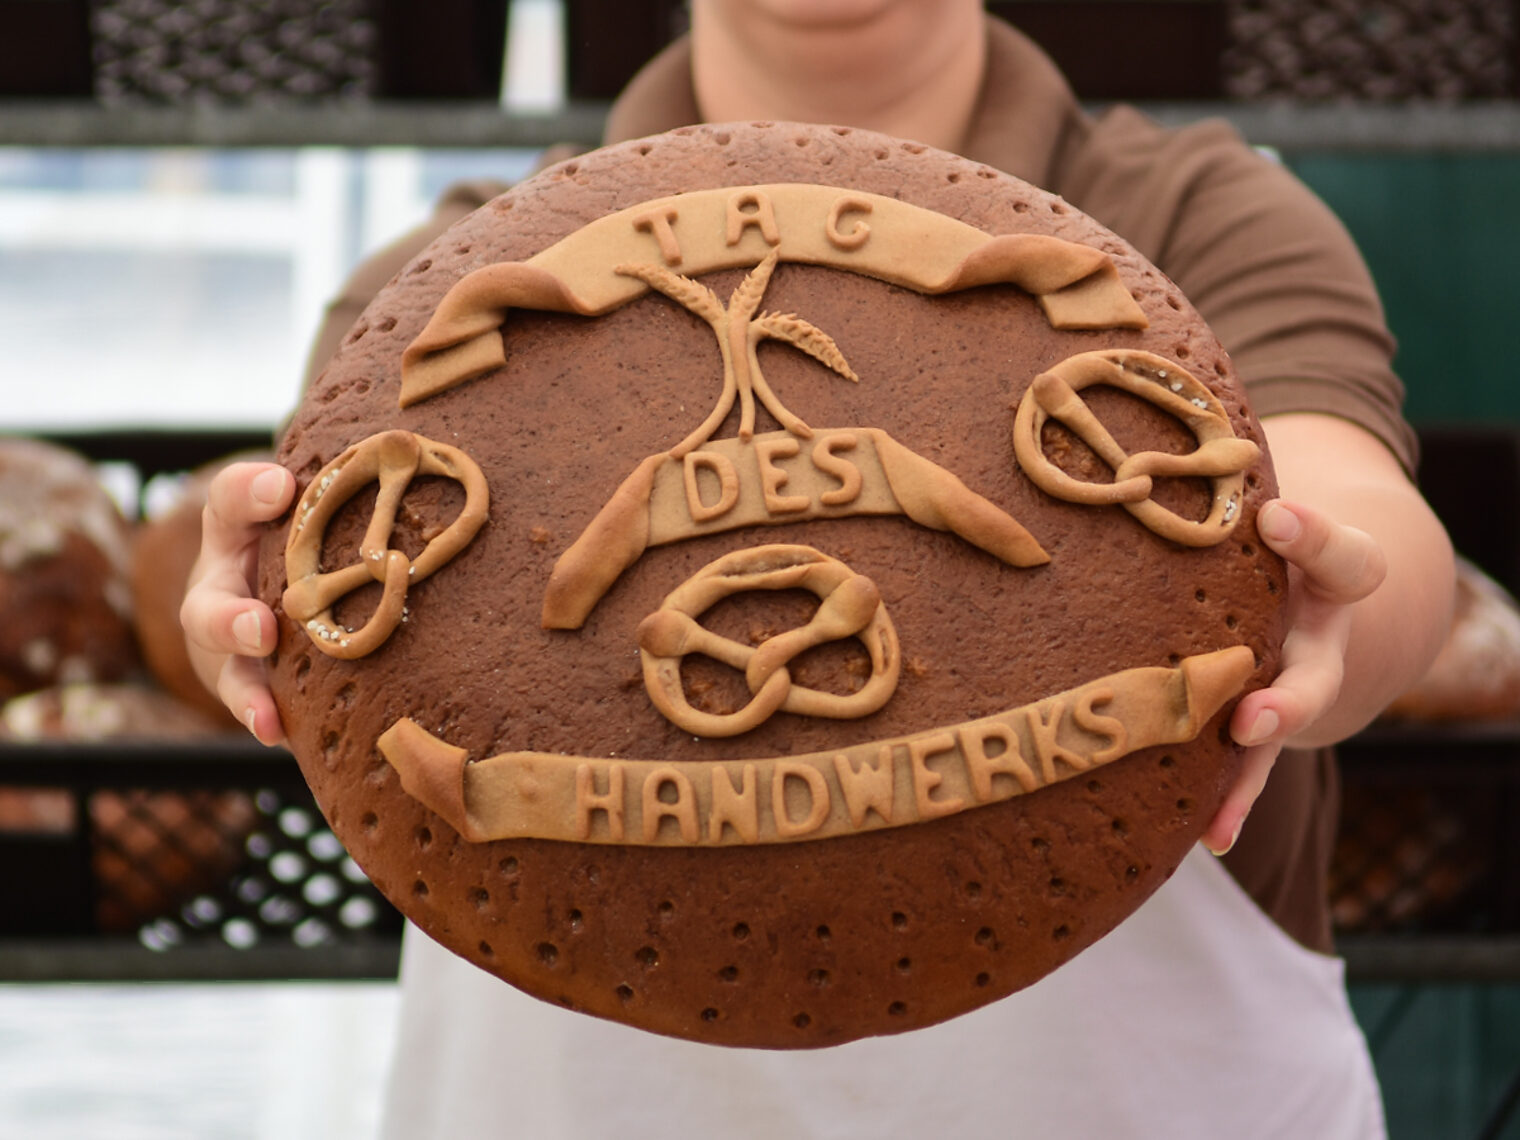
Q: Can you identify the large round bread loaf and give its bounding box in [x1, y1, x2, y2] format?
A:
[261, 122, 1285, 1047]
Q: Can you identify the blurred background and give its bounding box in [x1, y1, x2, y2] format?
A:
[1, 2, 1519, 1136]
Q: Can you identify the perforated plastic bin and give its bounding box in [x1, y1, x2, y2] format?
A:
[1325, 424, 1520, 984]
[1332, 720, 1520, 983]
[0, 738, 401, 981]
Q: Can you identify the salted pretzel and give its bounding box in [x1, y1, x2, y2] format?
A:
[282, 430, 488, 659]
[1012, 350, 1260, 546]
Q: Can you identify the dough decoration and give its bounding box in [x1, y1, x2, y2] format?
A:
[617, 248, 857, 456]
[376, 645, 1256, 846]
[637, 546, 899, 738]
[530, 218, 1055, 628]
[541, 425, 1049, 632]
[282, 430, 488, 658]
[398, 184, 1149, 408]
[1012, 350, 1260, 545]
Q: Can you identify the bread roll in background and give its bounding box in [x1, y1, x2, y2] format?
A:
[0, 437, 139, 701]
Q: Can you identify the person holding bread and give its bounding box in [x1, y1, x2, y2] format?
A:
[183, 2, 1454, 1136]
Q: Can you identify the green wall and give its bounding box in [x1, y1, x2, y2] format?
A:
[1288, 154, 1520, 426]
[1352, 984, 1520, 1138]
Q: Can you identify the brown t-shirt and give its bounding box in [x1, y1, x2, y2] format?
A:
[306, 18, 1416, 954]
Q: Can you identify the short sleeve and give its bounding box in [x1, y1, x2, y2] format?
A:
[1056, 108, 1418, 475]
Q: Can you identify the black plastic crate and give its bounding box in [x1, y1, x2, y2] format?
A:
[1335, 721, 1520, 937]
[0, 738, 401, 981]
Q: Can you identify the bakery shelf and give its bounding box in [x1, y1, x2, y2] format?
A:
[1340, 935, 1520, 985]
[0, 98, 609, 149]
[0, 938, 399, 984]
[4, 99, 1520, 153]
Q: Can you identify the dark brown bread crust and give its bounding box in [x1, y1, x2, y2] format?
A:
[261, 122, 1285, 1047]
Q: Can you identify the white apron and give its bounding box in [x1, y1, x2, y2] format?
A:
[380, 845, 1385, 1139]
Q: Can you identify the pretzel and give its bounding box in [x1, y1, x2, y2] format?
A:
[1012, 350, 1260, 546]
[636, 545, 900, 737]
[282, 430, 488, 659]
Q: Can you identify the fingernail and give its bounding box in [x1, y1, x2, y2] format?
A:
[244, 707, 260, 738]
[232, 610, 263, 654]
[1257, 502, 1300, 544]
[1207, 818, 1245, 857]
[1240, 709, 1279, 747]
[251, 468, 288, 506]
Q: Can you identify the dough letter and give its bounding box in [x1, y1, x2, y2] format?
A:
[726, 190, 781, 247]
[642, 766, 700, 843]
[709, 764, 760, 844]
[813, 433, 864, 507]
[909, 732, 964, 820]
[825, 196, 873, 251]
[756, 436, 810, 514]
[632, 207, 683, 265]
[576, 762, 626, 842]
[773, 760, 830, 838]
[683, 450, 740, 522]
